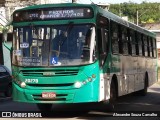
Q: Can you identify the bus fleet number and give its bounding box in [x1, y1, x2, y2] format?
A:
[25, 79, 38, 83]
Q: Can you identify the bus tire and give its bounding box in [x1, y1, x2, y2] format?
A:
[137, 74, 148, 96]
[108, 81, 117, 111]
[37, 104, 52, 111]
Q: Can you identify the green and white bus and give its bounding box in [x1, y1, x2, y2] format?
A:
[8, 3, 157, 111]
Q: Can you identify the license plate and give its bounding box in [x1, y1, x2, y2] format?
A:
[42, 92, 56, 98]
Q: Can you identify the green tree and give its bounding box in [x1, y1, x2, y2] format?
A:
[109, 2, 160, 24]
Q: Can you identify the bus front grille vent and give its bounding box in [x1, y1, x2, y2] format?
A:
[27, 83, 74, 87]
[20, 69, 79, 77]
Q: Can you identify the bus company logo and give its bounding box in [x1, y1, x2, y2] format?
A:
[2, 112, 11, 117]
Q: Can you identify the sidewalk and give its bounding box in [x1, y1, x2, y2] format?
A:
[156, 81, 160, 85]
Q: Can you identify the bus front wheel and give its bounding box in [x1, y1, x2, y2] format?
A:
[36, 104, 52, 111]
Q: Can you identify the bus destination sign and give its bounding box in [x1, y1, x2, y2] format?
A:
[13, 8, 93, 22]
[32, 9, 84, 19]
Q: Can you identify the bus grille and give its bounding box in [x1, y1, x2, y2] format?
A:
[20, 69, 79, 77]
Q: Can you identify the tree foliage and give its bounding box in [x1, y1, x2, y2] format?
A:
[109, 2, 160, 24]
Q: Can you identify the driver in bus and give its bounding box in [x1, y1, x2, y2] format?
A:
[81, 30, 91, 59]
[52, 30, 68, 58]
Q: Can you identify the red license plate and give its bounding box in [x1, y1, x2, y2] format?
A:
[42, 92, 56, 98]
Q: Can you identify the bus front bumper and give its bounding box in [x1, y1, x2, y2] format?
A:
[12, 82, 99, 103]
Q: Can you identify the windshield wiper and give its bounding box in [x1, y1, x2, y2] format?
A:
[57, 22, 74, 56]
[65, 21, 74, 33]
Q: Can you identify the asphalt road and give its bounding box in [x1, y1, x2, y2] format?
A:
[0, 83, 160, 120]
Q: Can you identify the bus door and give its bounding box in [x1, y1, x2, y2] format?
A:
[97, 16, 110, 100]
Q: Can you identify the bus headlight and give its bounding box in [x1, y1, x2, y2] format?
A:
[74, 81, 82, 88]
[74, 74, 96, 88]
[20, 82, 26, 88]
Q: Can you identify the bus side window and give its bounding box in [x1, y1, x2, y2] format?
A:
[149, 37, 152, 57]
[137, 33, 142, 56]
[129, 29, 136, 56]
[152, 39, 157, 58]
[97, 28, 108, 66]
[111, 22, 119, 54]
[143, 35, 148, 57]
[100, 28, 108, 54]
[121, 26, 128, 55]
[135, 32, 139, 55]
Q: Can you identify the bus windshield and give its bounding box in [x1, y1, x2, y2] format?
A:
[12, 24, 97, 66]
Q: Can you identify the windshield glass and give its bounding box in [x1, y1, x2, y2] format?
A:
[12, 24, 96, 66]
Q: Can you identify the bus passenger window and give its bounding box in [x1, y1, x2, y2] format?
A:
[149, 38, 153, 57]
[130, 30, 136, 56]
[111, 22, 119, 54]
[137, 33, 142, 56]
[152, 39, 157, 57]
[121, 27, 128, 55]
[143, 35, 148, 57]
[150, 38, 153, 57]
[135, 32, 139, 55]
[147, 37, 151, 57]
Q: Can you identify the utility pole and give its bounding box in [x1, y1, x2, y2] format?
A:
[136, 10, 139, 26]
[119, 3, 122, 17]
[136, 9, 149, 26]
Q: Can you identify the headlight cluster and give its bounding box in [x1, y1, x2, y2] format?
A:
[13, 78, 26, 88]
[74, 74, 96, 88]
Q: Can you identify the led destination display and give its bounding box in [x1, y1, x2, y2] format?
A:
[13, 7, 93, 22]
